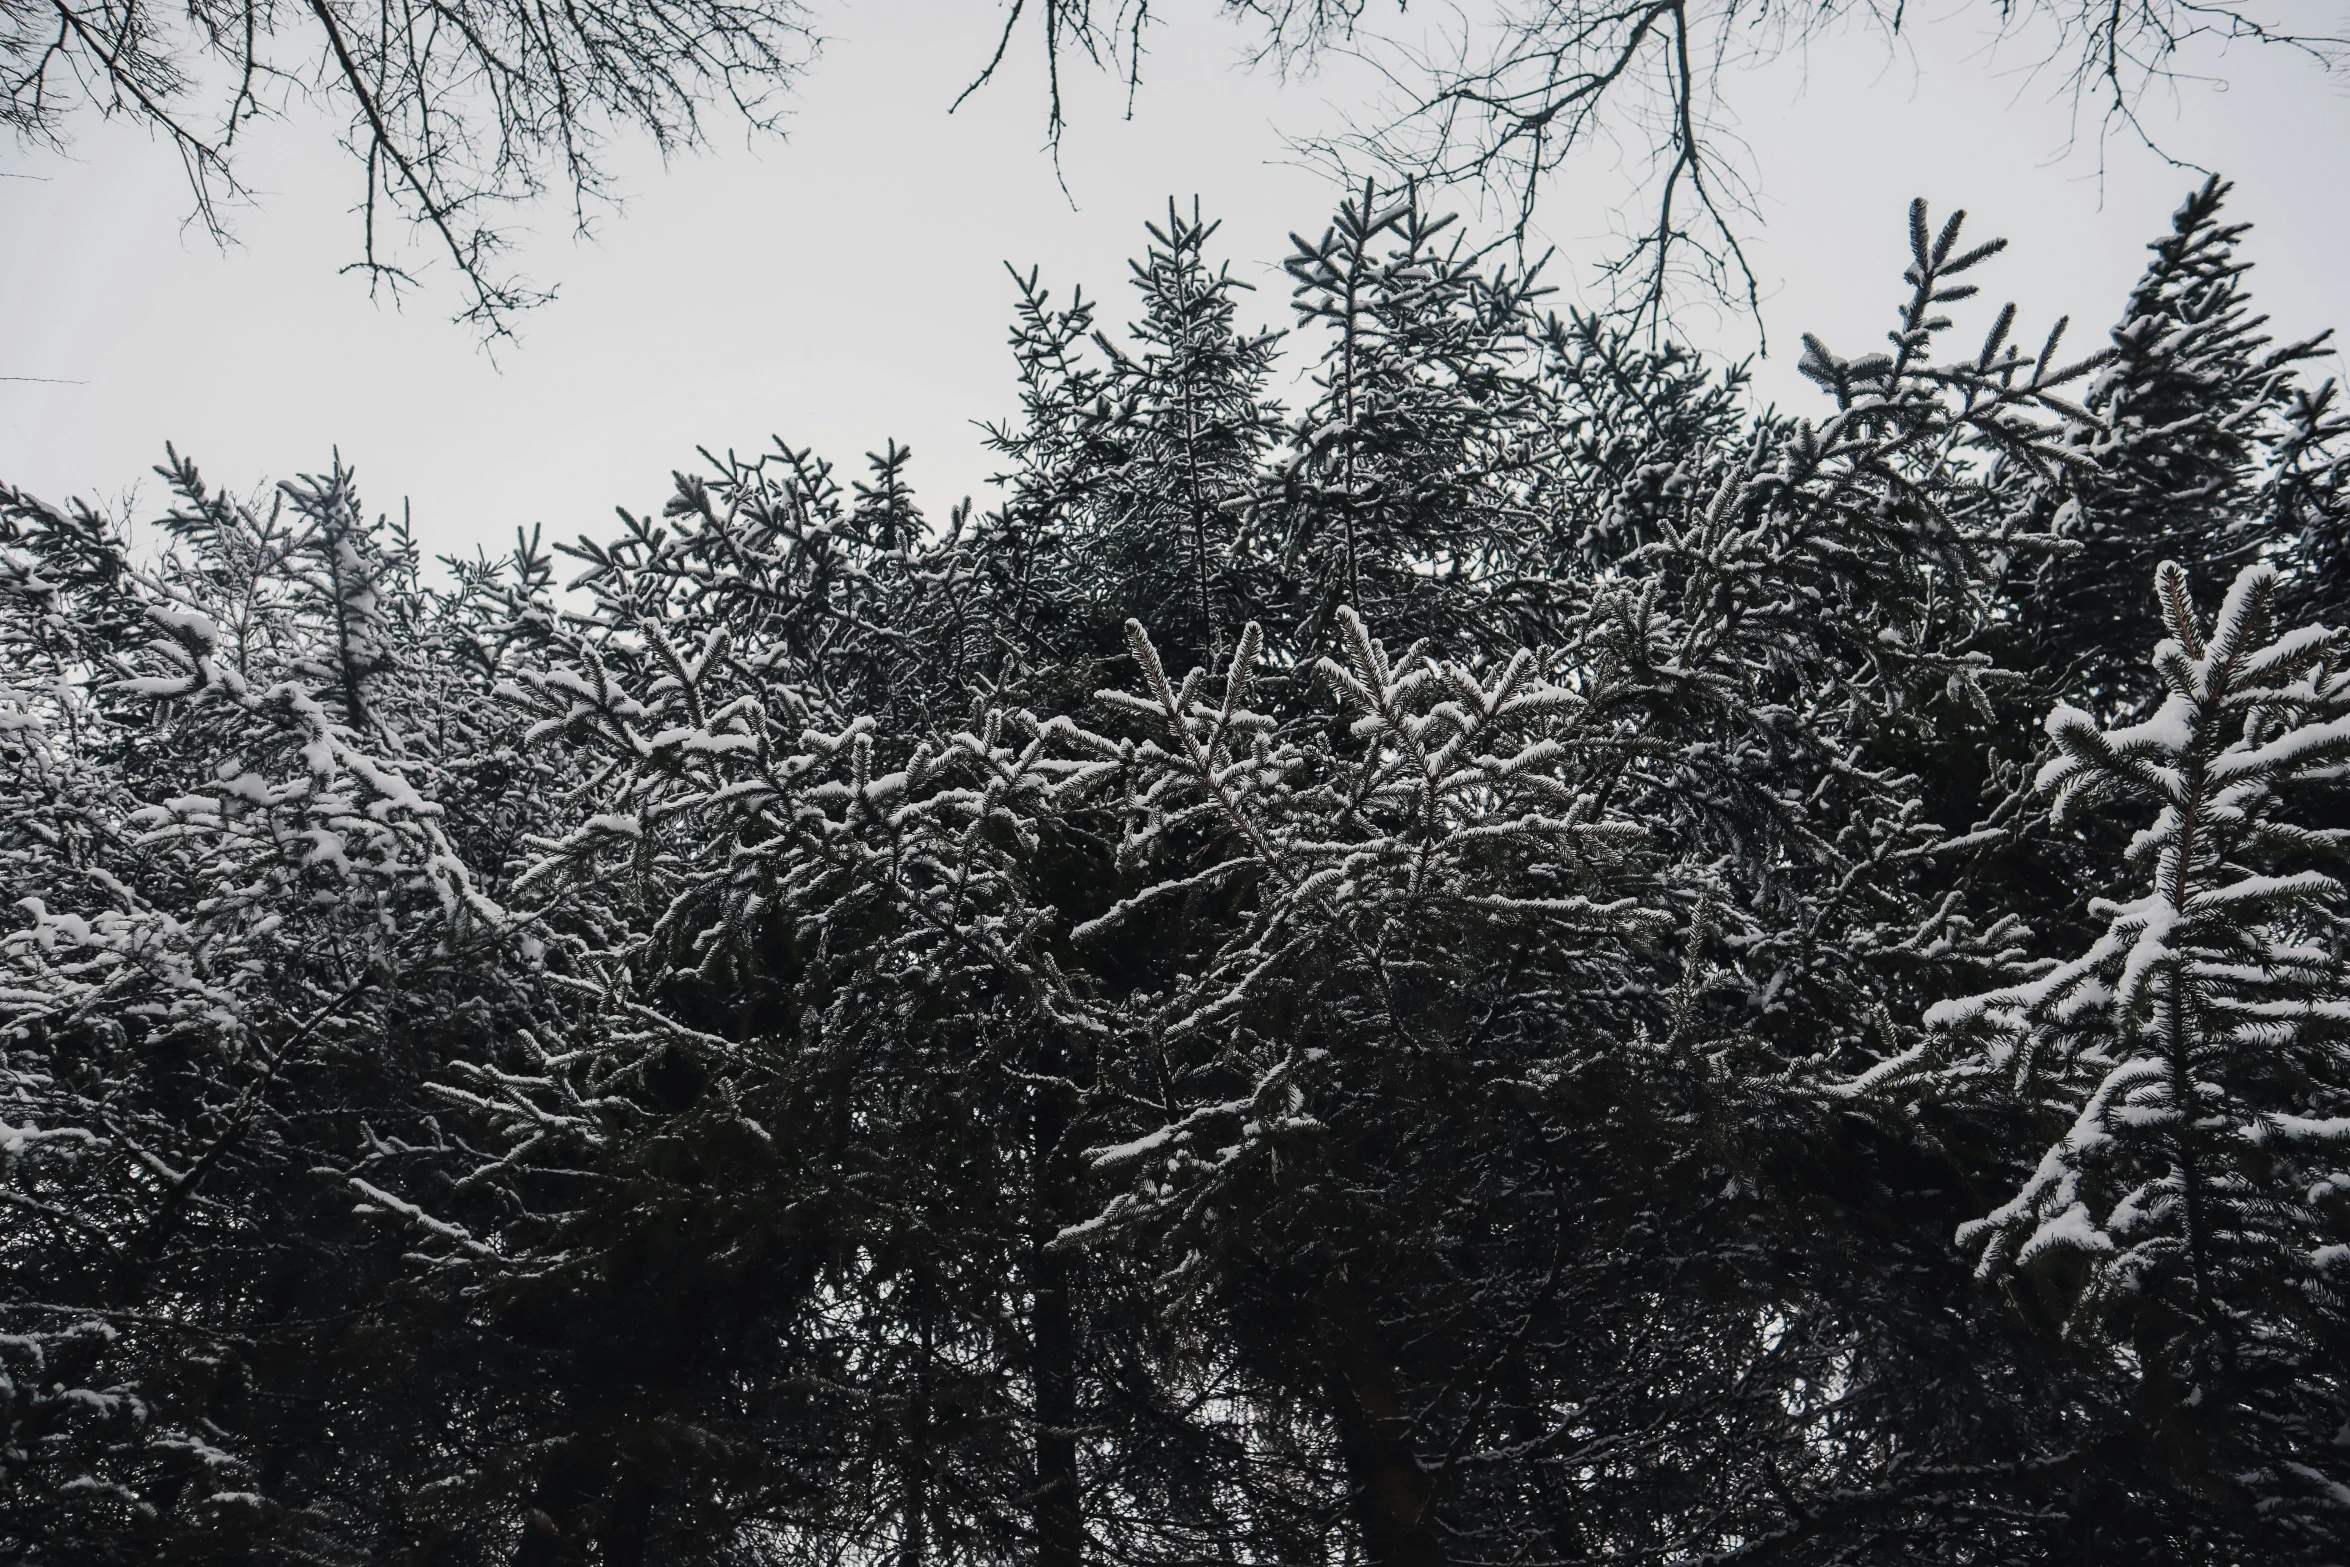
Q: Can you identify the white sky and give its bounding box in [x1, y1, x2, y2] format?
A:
[3, 1, 2345, 564]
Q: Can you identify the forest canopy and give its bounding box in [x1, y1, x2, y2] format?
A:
[4, 176, 2350, 1564]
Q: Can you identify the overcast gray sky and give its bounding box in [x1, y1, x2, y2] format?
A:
[4, 1, 2345, 564]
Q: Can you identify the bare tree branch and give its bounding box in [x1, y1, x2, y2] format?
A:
[1, 0, 819, 339]
[976, 0, 2345, 337]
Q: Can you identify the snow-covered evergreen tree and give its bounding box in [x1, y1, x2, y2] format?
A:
[0, 458, 548, 1560]
[1907, 560, 2350, 1544]
[2025, 177, 2337, 718]
[1068, 200, 1283, 671]
[2272, 375, 2350, 634]
[9, 178, 2349, 1567]
[1251, 181, 1551, 648]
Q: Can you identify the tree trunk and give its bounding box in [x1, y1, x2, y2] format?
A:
[603, 1458, 654, 1567]
[510, 1442, 599, 1567]
[1031, 1073, 1083, 1567]
[900, 1284, 934, 1567]
[1321, 1275, 1445, 1567]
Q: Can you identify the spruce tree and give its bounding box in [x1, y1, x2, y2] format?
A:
[1252, 180, 1550, 649]
[2272, 375, 2350, 633]
[11, 179, 2350, 1567]
[1067, 200, 1283, 671]
[1911, 562, 2350, 1548]
[0, 459, 546, 1560]
[2025, 177, 2336, 718]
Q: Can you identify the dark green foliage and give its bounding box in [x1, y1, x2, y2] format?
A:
[5, 180, 2348, 1567]
[1064, 200, 1284, 672]
[2023, 177, 2338, 718]
[1256, 182, 1551, 649]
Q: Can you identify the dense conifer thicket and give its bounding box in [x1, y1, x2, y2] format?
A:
[5, 178, 2348, 1565]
